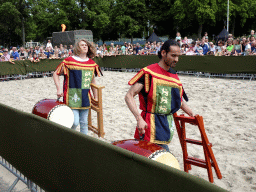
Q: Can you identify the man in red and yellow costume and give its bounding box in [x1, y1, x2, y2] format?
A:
[125, 40, 194, 151]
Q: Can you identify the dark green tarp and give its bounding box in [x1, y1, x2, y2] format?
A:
[0, 103, 227, 192]
[1, 56, 256, 76]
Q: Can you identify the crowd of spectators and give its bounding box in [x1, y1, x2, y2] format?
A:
[0, 40, 74, 64]
[1, 29, 256, 65]
[176, 30, 256, 56]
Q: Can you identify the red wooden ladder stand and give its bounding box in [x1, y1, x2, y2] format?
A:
[173, 113, 222, 183]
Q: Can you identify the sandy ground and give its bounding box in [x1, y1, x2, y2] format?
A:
[0, 71, 255, 191]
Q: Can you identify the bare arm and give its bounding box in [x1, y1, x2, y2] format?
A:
[91, 77, 98, 100]
[125, 83, 147, 134]
[53, 68, 64, 98]
[180, 101, 194, 117]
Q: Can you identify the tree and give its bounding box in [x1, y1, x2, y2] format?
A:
[172, 0, 218, 38]
[0, 2, 22, 47]
[112, 0, 148, 42]
[28, 0, 70, 42]
[216, 0, 256, 37]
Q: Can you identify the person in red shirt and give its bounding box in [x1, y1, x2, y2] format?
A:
[125, 39, 194, 151]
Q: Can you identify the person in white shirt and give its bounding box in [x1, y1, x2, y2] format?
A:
[46, 40, 53, 49]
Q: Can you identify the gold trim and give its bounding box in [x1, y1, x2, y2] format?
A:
[150, 113, 155, 143]
[145, 73, 149, 92]
[144, 68, 182, 85]
[65, 61, 97, 66]
[66, 71, 70, 106]
[67, 66, 95, 71]
[128, 70, 144, 85]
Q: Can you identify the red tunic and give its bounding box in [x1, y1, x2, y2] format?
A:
[128, 63, 184, 144]
[55, 56, 101, 109]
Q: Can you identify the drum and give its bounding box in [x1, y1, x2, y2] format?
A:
[32, 99, 74, 128]
[112, 139, 180, 170]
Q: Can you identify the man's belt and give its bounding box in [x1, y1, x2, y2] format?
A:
[143, 110, 172, 116]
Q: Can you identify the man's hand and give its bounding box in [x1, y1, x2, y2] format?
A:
[136, 116, 148, 134]
[57, 89, 63, 98]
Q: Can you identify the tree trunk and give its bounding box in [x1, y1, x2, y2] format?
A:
[231, 17, 235, 36]
[198, 24, 203, 39]
[22, 18, 25, 47]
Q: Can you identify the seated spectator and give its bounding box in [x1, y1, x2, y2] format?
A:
[249, 36, 255, 44]
[207, 42, 216, 55]
[68, 48, 73, 56]
[195, 42, 203, 55]
[186, 46, 196, 55]
[232, 39, 242, 56]
[59, 44, 64, 57]
[241, 37, 246, 53]
[1, 55, 5, 62]
[12, 47, 20, 60]
[2, 49, 10, 61]
[180, 44, 187, 55]
[215, 40, 223, 56]
[155, 42, 161, 55]
[204, 32, 208, 39]
[62, 50, 69, 58]
[115, 45, 120, 55]
[38, 48, 47, 59]
[19, 47, 27, 60]
[44, 47, 53, 59]
[250, 42, 256, 55]
[225, 40, 233, 56]
[96, 46, 103, 58]
[175, 32, 181, 41]
[149, 47, 156, 55]
[244, 40, 251, 55]
[135, 43, 143, 54]
[35, 46, 40, 56]
[9, 55, 15, 64]
[46, 40, 53, 49]
[228, 34, 234, 41]
[200, 40, 209, 55]
[182, 36, 189, 45]
[28, 53, 34, 62]
[69, 45, 73, 53]
[121, 44, 126, 55]
[248, 30, 256, 39]
[109, 47, 116, 57]
[177, 39, 182, 47]
[222, 41, 227, 55]
[28, 47, 35, 57]
[32, 53, 40, 63]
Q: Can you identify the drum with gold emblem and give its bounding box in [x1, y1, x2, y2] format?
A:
[32, 99, 74, 128]
[112, 139, 180, 170]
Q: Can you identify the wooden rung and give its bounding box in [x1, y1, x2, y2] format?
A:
[186, 157, 207, 168]
[174, 116, 197, 124]
[185, 139, 203, 145]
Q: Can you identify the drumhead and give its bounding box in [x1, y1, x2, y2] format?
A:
[150, 151, 180, 170]
[48, 105, 74, 128]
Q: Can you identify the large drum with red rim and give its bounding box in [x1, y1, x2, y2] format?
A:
[32, 99, 74, 128]
[112, 139, 180, 170]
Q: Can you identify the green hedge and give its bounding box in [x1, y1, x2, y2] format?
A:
[1, 55, 256, 76]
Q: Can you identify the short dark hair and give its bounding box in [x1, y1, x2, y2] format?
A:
[158, 39, 179, 59]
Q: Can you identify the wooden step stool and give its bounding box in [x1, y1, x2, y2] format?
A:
[173, 113, 222, 183]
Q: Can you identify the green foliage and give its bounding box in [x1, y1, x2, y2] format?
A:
[1, 0, 256, 46]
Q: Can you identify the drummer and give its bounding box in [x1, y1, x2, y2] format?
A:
[125, 39, 194, 151]
[53, 39, 102, 135]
